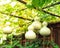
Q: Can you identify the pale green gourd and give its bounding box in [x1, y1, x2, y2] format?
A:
[3, 26, 13, 34]
[39, 21, 51, 36]
[25, 30, 36, 39]
[32, 20, 41, 30]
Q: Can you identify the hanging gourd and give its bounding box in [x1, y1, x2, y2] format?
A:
[32, 21, 41, 30]
[39, 21, 51, 36]
[3, 26, 13, 34]
[32, 16, 41, 30]
[25, 30, 36, 39]
[28, 25, 34, 31]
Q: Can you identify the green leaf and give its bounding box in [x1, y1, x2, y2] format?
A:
[32, 0, 45, 8]
[53, 45, 59, 48]
[45, 0, 52, 5]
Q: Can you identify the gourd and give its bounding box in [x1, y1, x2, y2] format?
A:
[28, 25, 34, 31]
[28, 16, 41, 30]
[39, 21, 51, 36]
[32, 16, 41, 30]
[3, 26, 13, 34]
[25, 16, 41, 39]
[25, 30, 36, 39]
[32, 21, 41, 30]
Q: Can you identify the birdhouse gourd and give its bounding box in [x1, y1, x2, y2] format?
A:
[25, 30, 36, 39]
[39, 21, 51, 36]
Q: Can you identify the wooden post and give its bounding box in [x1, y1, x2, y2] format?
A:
[50, 27, 53, 48]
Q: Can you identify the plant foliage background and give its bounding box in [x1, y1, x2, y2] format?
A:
[0, 0, 60, 48]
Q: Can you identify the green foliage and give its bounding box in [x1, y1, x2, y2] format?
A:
[50, 41, 59, 48]
[32, 0, 52, 8]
